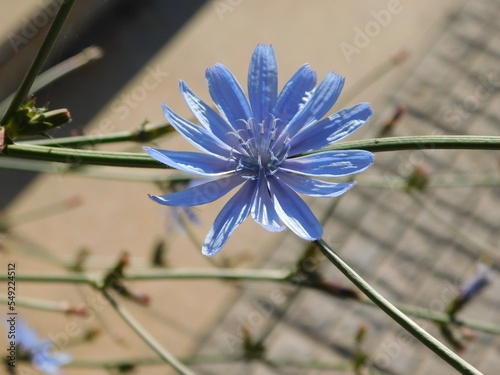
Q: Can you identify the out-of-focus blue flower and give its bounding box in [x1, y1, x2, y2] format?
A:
[145, 44, 374, 255]
[169, 207, 200, 231]
[8, 318, 72, 374]
[164, 180, 202, 234]
[458, 262, 491, 303]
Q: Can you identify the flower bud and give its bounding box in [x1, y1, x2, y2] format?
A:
[380, 105, 406, 137]
[405, 164, 430, 192]
[5, 99, 71, 139]
[30, 108, 71, 129]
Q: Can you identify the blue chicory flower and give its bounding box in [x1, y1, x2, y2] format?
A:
[6, 318, 72, 374]
[145, 44, 374, 256]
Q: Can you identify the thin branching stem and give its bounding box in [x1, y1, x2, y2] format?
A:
[314, 238, 483, 375]
[0, 294, 69, 313]
[0, 0, 77, 125]
[19, 121, 174, 147]
[101, 290, 197, 375]
[3, 269, 500, 336]
[4, 135, 500, 168]
[69, 355, 389, 373]
[0, 46, 102, 114]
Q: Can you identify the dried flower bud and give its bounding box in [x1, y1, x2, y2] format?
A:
[380, 105, 406, 137]
[64, 303, 90, 317]
[355, 323, 368, 344]
[406, 164, 431, 192]
[242, 327, 265, 359]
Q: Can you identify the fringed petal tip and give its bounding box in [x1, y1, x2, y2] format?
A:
[201, 243, 219, 257]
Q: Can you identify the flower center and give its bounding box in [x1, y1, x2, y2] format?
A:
[229, 117, 289, 179]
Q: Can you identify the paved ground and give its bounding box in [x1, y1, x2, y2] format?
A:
[190, 1, 500, 374]
[2, 1, 500, 374]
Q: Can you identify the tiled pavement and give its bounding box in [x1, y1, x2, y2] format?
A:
[190, 1, 500, 374]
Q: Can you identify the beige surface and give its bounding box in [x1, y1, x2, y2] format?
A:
[0, 0, 122, 99]
[1, 1, 461, 374]
[0, 0, 44, 42]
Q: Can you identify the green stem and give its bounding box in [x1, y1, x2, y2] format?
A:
[0, 268, 288, 283]
[20, 121, 174, 147]
[10, 155, 493, 188]
[5, 234, 73, 268]
[123, 267, 289, 282]
[26, 46, 102, 94]
[358, 298, 500, 335]
[0, 273, 91, 283]
[0, 157, 190, 182]
[0, 0, 77, 125]
[313, 238, 483, 375]
[4, 135, 500, 168]
[68, 356, 372, 372]
[0, 294, 67, 313]
[357, 175, 500, 189]
[4, 269, 500, 336]
[0, 46, 102, 114]
[3, 143, 161, 168]
[320, 135, 500, 153]
[70, 357, 166, 368]
[101, 290, 196, 375]
[2, 196, 80, 228]
[69, 355, 383, 373]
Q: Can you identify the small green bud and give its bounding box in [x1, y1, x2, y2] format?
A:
[4, 99, 71, 139]
[13, 108, 71, 138]
[30, 108, 71, 128]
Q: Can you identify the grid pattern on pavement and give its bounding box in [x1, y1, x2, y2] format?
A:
[191, 1, 500, 374]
